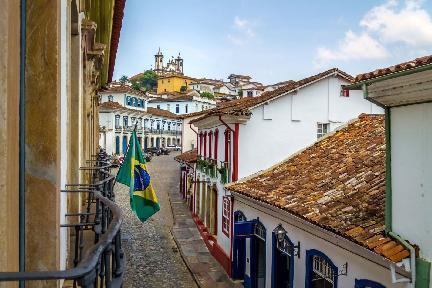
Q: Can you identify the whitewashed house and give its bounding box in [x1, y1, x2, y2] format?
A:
[147, 92, 216, 115]
[227, 115, 411, 288]
[346, 55, 432, 287]
[99, 83, 149, 110]
[99, 99, 182, 155]
[186, 68, 383, 278]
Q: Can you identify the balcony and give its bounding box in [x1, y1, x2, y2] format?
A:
[218, 161, 231, 184]
[0, 151, 124, 287]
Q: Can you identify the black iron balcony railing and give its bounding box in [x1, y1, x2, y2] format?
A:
[0, 151, 124, 287]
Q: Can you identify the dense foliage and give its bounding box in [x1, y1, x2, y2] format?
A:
[131, 70, 158, 91]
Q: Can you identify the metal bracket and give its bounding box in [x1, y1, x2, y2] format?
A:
[338, 262, 348, 276]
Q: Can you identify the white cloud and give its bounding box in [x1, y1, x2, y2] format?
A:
[228, 16, 255, 45]
[361, 0, 432, 46]
[316, 31, 389, 65]
[315, 0, 432, 66]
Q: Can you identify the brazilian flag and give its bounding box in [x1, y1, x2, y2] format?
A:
[116, 129, 160, 221]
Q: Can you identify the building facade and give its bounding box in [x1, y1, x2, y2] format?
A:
[148, 93, 216, 115]
[157, 74, 196, 94]
[0, 0, 125, 287]
[99, 101, 182, 155]
[154, 48, 184, 76]
[182, 68, 383, 279]
[227, 115, 410, 288]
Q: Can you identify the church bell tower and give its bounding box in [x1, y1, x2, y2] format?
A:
[154, 48, 164, 75]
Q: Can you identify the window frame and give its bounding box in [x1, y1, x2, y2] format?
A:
[317, 122, 330, 139]
[222, 196, 231, 237]
[305, 249, 338, 288]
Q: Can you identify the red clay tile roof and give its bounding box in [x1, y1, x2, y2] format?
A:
[227, 114, 410, 263]
[174, 149, 197, 164]
[146, 107, 179, 119]
[354, 55, 432, 83]
[190, 68, 353, 124]
[107, 0, 126, 83]
[100, 84, 147, 97]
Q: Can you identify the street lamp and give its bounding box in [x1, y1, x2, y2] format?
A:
[275, 224, 286, 243]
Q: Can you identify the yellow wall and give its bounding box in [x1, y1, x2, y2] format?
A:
[157, 75, 194, 93]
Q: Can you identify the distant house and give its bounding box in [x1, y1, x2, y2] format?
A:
[147, 91, 216, 115]
[99, 85, 182, 154]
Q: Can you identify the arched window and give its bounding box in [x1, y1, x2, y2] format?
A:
[234, 210, 247, 222]
[355, 279, 385, 288]
[305, 249, 338, 288]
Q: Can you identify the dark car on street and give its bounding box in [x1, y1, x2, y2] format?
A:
[146, 147, 161, 156]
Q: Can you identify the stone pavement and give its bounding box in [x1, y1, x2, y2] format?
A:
[168, 156, 242, 288]
[115, 154, 198, 288]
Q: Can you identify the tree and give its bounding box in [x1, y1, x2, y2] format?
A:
[130, 70, 158, 91]
[119, 75, 128, 85]
[200, 91, 214, 99]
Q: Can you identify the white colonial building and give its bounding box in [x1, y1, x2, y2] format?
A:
[147, 92, 216, 115]
[176, 68, 383, 282]
[99, 85, 182, 155]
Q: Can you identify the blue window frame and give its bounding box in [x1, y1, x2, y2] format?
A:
[305, 249, 338, 288]
[122, 135, 128, 154]
[126, 96, 132, 106]
[115, 136, 120, 154]
[234, 210, 247, 222]
[108, 95, 113, 102]
[355, 279, 385, 288]
[123, 116, 128, 127]
[271, 226, 294, 288]
[132, 97, 137, 107]
[115, 115, 120, 128]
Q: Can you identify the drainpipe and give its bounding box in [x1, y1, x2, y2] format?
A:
[389, 231, 416, 287]
[19, 0, 27, 287]
[362, 84, 416, 287]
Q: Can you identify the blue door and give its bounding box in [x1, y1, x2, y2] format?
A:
[233, 219, 266, 288]
[122, 135, 127, 154]
[355, 279, 385, 288]
[115, 136, 120, 154]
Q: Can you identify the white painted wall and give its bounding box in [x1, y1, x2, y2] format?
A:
[100, 91, 148, 111]
[238, 77, 383, 178]
[148, 98, 216, 114]
[391, 103, 432, 261]
[181, 117, 198, 153]
[234, 199, 409, 288]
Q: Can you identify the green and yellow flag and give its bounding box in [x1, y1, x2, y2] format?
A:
[116, 130, 160, 222]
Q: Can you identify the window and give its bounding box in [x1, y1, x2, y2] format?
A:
[306, 249, 338, 288]
[340, 88, 350, 97]
[317, 123, 330, 139]
[157, 105, 161, 109]
[176, 104, 180, 114]
[247, 90, 253, 97]
[115, 115, 120, 128]
[185, 104, 188, 113]
[137, 99, 141, 107]
[131, 117, 136, 125]
[222, 197, 231, 236]
[108, 95, 113, 102]
[126, 96, 132, 106]
[123, 116, 128, 127]
[115, 136, 120, 154]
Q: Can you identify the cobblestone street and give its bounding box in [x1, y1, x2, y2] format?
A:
[115, 152, 198, 288]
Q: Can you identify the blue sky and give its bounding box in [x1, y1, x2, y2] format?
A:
[113, 0, 432, 84]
